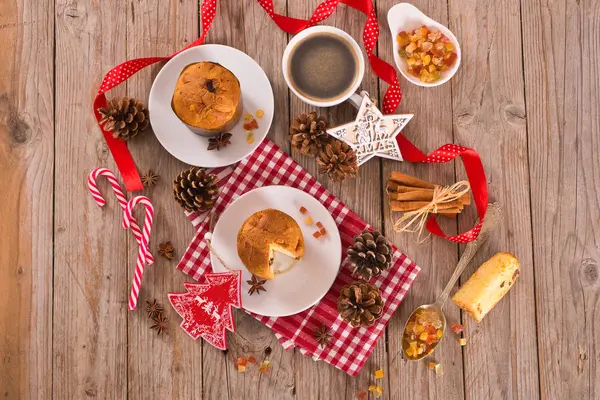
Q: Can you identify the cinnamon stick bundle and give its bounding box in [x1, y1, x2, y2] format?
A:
[387, 171, 472, 219]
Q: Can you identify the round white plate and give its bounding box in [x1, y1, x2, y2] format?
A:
[148, 45, 274, 167]
[210, 186, 342, 317]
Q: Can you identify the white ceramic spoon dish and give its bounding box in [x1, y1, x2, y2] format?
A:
[387, 3, 461, 87]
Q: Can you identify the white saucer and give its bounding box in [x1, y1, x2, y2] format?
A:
[210, 186, 342, 317]
[148, 45, 274, 168]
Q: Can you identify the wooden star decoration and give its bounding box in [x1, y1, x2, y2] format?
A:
[326, 95, 413, 166]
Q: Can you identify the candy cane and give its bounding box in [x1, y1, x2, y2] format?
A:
[87, 168, 154, 265]
[123, 196, 154, 311]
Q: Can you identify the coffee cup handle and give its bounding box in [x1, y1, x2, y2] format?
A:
[347, 91, 369, 110]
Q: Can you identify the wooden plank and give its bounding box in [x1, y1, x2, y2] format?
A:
[378, 1, 464, 399]
[448, 0, 540, 398]
[125, 1, 204, 399]
[53, 0, 128, 398]
[199, 0, 296, 399]
[285, 2, 385, 398]
[0, 0, 54, 398]
[521, 0, 599, 398]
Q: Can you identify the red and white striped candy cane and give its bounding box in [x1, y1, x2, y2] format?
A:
[87, 168, 154, 265]
[123, 196, 154, 311]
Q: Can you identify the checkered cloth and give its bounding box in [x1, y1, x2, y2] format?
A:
[177, 140, 420, 376]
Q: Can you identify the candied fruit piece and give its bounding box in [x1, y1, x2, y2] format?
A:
[419, 26, 429, 37]
[407, 57, 418, 66]
[313, 231, 322, 239]
[428, 64, 437, 73]
[434, 363, 444, 376]
[304, 217, 313, 226]
[445, 42, 455, 52]
[397, 31, 411, 47]
[458, 337, 467, 346]
[445, 52, 458, 67]
[374, 369, 384, 379]
[405, 42, 417, 54]
[243, 119, 259, 131]
[258, 360, 271, 374]
[320, 228, 327, 236]
[422, 41, 433, 52]
[436, 329, 443, 339]
[415, 324, 425, 334]
[299, 206, 308, 214]
[451, 324, 464, 334]
[316, 221, 324, 229]
[247, 355, 257, 363]
[246, 131, 254, 144]
[428, 361, 438, 370]
[235, 357, 248, 366]
[357, 391, 368, 400]
[419, 331, 428, 341]
[244, 113, 253, 121]
[423, 54, 432, 66]
[428, 31, 442, 42]
[256, 109, 264, 118]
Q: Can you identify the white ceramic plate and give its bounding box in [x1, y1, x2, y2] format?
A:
[148, 45, 274, 167]
[387, 3, 461, 87]
[210, 186, 342, 317]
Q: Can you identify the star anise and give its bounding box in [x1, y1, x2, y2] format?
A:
[247, 275, 267, 296]
[150, 313, 169, 336]
[145, 299, 164, 319]
[207, 132, 233, 151]
[314, 323, 332, 348]
[141, 170, 159, 187]
[158, 241, 175, 260]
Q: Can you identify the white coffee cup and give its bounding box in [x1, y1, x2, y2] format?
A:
[282, 26, 365, 108]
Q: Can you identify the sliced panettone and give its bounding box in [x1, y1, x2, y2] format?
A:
[237, 209, 304, 280]
[452, 252, 520, 322]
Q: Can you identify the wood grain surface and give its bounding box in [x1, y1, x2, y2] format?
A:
[1, 0, 598, 399]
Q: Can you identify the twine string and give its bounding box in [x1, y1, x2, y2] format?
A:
[393, 181, 471, 242]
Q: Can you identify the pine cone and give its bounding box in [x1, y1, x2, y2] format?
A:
[347, 230, 393, 281]
[289, 112, 330, 157]
[98, 97, 150, 140]
[337, 282, 384, 327]
[316, 139, 358, 182]
[173, 167, 219, 212]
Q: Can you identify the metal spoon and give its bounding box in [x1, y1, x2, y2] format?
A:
[401, 202, 503, 361]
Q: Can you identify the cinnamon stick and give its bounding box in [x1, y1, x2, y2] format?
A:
[390, 199, 464, 213]
[389, 171, 436, 189]
[387, 184, 471, 205]
[386, 181, 422, 193]
[389, 190, 435, 202]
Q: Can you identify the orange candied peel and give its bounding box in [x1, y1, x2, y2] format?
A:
[247, 355, 257, 363]
[244, 113, 254, 121]
[243, 118, 259, 131]
[368, 385, 383, 398]
[304, 217, 314, 226]
[451, 323, 464, 334]
[396, 25, 458, 83]
[299, 206, 308, 214]
[256, 109, 264, 118]
[258, 360, 271, 374]
[402, 308, 444, 359]
[313, 231, 322, 239]
[357, 391, 368, 400]
[428, 361, 438, 370]
[316, 221, 324, 229]
[458, 337, 467, 346]
[374, 369, 384, 379]
[319, 228, 327, 236]
[235, 357, 248, 372]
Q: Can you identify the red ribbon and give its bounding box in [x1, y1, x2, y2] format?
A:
[93, 0, 487, 242]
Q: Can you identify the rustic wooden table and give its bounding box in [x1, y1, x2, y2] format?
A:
[1, 0, 599, 399]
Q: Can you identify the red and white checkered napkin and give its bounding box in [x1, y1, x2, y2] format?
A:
[177, 140, 420, 376]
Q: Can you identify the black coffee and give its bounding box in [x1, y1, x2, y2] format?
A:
[288, 33, 359, 102]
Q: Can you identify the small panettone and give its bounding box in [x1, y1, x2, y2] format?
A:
[237, 209, 304, 280]
[171, 62, 242, 136]
[337, 282, 384, 327]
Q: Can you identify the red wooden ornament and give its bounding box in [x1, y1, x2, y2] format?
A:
[168, 271, 242, 349]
